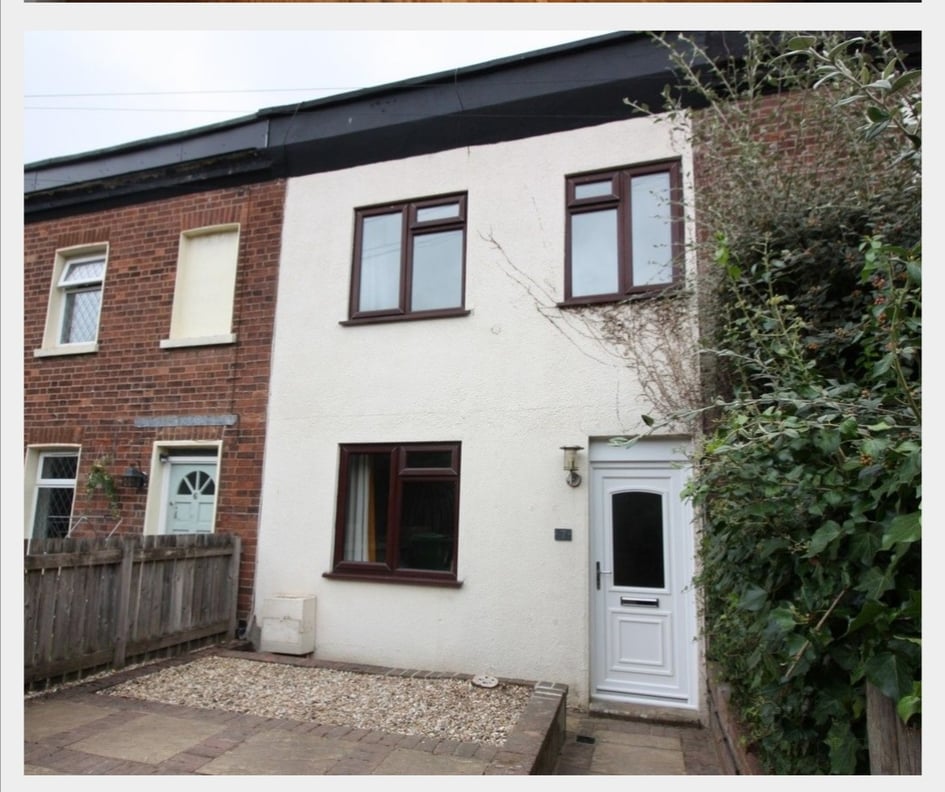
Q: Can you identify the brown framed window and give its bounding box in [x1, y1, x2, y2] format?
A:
[564, 160, 683, 304]
[347, 194, 468, 323]
[328, 442, 461, 584]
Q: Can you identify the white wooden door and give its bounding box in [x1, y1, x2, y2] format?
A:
[164, 462, 217, 534]
[590, 440, 697, 708]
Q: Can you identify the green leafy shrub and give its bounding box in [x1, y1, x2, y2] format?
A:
[645, 32, 920, 773]
[86, 455, 121, 519]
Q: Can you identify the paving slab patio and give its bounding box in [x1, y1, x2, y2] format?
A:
[23, 647, 726, 775]
[24, 699, 115, 742]
[589, 730, 687, 775]
[70, 712, 228, 765]
[198, 729, 352, 774]
[553, 710, 726, 775]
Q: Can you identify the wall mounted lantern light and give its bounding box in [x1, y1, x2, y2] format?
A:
[560, 445, 584, 488]
[122, 463, 148, 491]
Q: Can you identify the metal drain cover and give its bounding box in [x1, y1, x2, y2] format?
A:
[471, 675, 499, 688]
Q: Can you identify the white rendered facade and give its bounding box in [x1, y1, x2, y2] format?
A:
[253, 113, 701, 711]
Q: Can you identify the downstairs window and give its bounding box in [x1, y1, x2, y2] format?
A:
[329, 443, 461, 584]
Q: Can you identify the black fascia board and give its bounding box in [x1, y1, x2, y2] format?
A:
[265, 31, 720, 178]
[25, 31, 687, 218]
[24, 118, 270, 188]
[273, 74, 678, 179]
[258, 31, 647, 124]
[24, 29, 922, 222]
[24, 35, 639, 185]
[25, 150, 276, 221]
[32, 31, 923, 219]
[25, 120, 272, 220]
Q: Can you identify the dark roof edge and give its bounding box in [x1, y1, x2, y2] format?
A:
[24, 31, 921, 222]
[25, 32, 636, 173]
[25, 31, 662, 220]
[24, 111, 266, 171]
[254, 31, 642, 120]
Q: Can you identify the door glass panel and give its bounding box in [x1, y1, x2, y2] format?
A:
[177, 470, 215, 496]
[612, 491, 665, 588]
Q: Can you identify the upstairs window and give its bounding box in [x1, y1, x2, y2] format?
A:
[329, 443, 461, 584]
[58, 255, 106, 343]
[564, 161, 683, 304]
[347, 195, 467, 322]
[163, 224, 240, 347]
[36, 246, 107, 356]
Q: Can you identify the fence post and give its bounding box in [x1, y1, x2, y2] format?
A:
[112, 538, 135, 669]
[227, 535, 241, 640]
[866, 682, 921, 774]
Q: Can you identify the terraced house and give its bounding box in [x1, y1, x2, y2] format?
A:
[24, 128, 287, 620]
[26, 31, 871, 718]
[250, 33, 704, 717]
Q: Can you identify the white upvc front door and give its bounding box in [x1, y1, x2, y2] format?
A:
[589, 438, 698, 708]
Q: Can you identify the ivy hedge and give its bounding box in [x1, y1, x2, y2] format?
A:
[640, 33, 920, 774]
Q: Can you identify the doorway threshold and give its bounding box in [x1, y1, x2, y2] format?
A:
[589, 697, 704, 726]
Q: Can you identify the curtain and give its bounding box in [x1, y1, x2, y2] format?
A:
[344, 455, 376, 561]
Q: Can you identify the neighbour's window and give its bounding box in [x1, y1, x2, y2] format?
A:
[163, 224, 240, 347]
[329, 443, 461, 583]
[58, 255, 106, 343]
[564, 160, 683, 304]
[348, 195, 467, 322]
[36, 247, 108, 356]
[30, 452, 78, 539]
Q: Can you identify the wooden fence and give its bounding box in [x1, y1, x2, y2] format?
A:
[866, 682, 921, 774]
[707, 662, 921, 774]
[24, 534, 240, 689]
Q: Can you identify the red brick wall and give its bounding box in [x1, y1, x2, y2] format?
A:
[24, 180, 287, 620]
[690, 88, 860, 252]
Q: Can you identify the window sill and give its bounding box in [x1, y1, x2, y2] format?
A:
[340, 309, 471, 327]
[323, 570, 463, 588]
[160, 333, 237, 349]
[33, 342, 99, 358]
[557, 285, 686, 308]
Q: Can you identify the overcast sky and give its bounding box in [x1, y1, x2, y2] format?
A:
[12, 15, 931, 191]
[22, 29, 606, 164]
[14, 3, 929, 165]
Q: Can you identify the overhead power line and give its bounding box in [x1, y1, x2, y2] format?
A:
[25, 106, 252, 114]
[25, 78, 598, 101]
[24, 87, 360, 100]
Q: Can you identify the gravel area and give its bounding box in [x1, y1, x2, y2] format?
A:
[101, 655, 532, 746]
